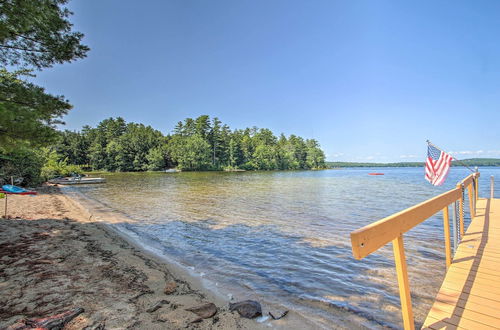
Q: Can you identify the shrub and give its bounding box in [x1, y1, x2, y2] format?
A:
[0, 147, 45, 187]
[40, 149, 83, 180]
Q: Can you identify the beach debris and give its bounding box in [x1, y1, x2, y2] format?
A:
[186, 302, 217, 323]
[7, 307, 84, 330]
[164, 281, 177, 294]
[88, 321, 106, 330]
[128, 289, 154, 302]
[229, 300, 262, 319]
[269, 310, 289, 320]
[146, 299, 170, 313]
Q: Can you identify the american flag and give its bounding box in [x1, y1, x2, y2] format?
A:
[425, 144, 453, 186]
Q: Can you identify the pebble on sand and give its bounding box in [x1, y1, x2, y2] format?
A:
[164, 281, 177, 295]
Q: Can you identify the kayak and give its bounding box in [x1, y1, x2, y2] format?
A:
[368, 173, 384, 176]
[1, 185, 37, 195]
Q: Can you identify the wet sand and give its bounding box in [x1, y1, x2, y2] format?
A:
[0, 185, 276, 329]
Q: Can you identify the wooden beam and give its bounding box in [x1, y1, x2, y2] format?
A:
[351, 188, 461, 260]
[392, 234, 415, 330]
[460, 173, 475, 189]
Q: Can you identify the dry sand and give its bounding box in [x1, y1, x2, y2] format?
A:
[0, 185, 274, 329]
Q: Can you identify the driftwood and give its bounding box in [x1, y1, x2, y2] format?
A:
[269, 310, 288, 320]
[7, 307, 84, 330]
[91, 321, 105, 330]
[146, 300, 170, 313]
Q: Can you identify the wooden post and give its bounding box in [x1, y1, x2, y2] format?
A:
[4, 193, 7, 219]
[392, 234, 415, 330]
[459, 192, 464, 237]
[467, 185, 474, 218]
[442, 206, 452, 269]
[491, 176, 495, 199]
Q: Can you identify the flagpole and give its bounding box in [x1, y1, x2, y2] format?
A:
[426, 140, 476, 173]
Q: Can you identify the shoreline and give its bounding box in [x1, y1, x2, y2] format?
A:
[0, 185, 318, 329]
[0, 185, 269, 329]
[60, 186, 322, 329]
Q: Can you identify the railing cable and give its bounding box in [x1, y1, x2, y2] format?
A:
[452, 200, 459, 253]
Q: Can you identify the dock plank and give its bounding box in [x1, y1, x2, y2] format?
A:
[423, 198, 500, 329]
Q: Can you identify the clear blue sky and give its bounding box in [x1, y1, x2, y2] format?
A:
[33, 0, 500, 162]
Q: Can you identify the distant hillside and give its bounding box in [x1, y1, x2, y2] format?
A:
[452, 158, 500, 166]
[327, 158, 500, 168]
[327, 161, 423, 168]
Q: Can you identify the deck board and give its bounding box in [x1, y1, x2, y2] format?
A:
[423, 198, 500, 329]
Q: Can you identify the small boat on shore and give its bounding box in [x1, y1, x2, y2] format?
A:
[368, 173, 384, 176]
[49, 177, 106, 185]
[223, 168, 246, 172]
[165, 169, 180, 173]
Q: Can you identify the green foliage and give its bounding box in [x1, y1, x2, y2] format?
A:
[146, 145, 168, 171]
[0, 0, 89, 69]
[306, 139, 326, 169]
[0, 69, 72, 150]
[52, 116, 326, 172]
[0, 147, 44, 186]
[0, 0, 88, 151]
[252, 144, 277, 170]
[169, 135, 212, 171]
[40, 149, 82, 180]
[451, 158, 500, 167]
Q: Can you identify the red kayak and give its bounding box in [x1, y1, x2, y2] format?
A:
[368, 173, 384, 176]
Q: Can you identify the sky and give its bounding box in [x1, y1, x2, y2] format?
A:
[33, 0, 500, 162]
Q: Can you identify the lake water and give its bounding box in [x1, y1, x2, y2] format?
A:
[66, 167, 500, 329]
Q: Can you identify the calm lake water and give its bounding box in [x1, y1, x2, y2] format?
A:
[66, 167, 500, 329]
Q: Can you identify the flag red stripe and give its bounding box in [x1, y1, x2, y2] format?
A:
[425, 149, 452, 186]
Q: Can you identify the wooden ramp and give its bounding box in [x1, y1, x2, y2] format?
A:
[423, 197, 500, 329]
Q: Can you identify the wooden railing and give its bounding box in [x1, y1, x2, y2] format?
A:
[350, 172, 480, 330]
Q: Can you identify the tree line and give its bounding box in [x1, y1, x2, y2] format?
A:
[327, 159, 500, 168]
[54, 116, 326, 172]
[0, 1, 325, 186]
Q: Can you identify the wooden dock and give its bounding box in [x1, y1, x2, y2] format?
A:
[423, 197, 500, 329]
[350, 172, 500, 329]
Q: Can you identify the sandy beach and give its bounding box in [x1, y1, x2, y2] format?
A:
[0, 185, 277, 329]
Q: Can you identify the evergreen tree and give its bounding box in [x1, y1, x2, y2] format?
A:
[0, 0, 89, 150]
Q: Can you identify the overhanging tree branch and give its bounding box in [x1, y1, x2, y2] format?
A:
[0, 44, 49, 53]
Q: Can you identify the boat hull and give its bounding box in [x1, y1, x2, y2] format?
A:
[49, 178, 106, 185]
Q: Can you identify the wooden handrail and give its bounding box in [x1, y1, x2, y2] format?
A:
[350, 172, 480, 330]
[351, 188, 460, 260]
[459, 173, 476, 187]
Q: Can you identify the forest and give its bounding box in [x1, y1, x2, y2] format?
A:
[54, 115, 326, 172]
